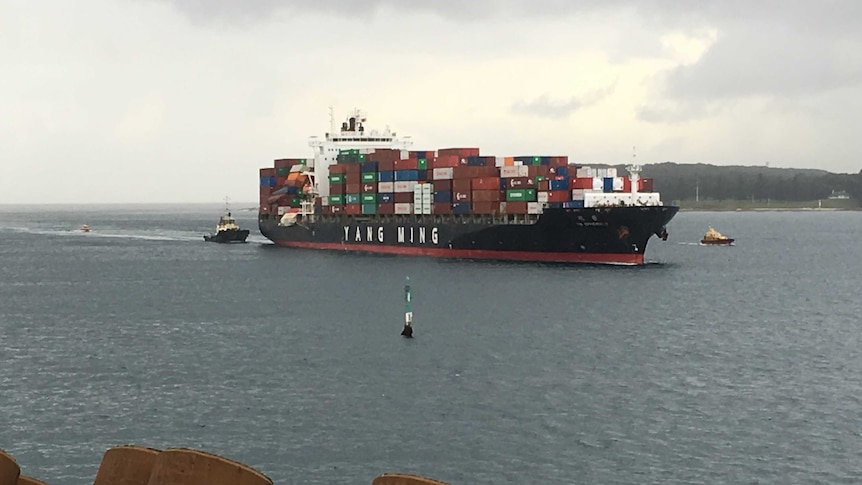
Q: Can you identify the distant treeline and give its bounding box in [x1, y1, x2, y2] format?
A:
[614, 163, 862, 204]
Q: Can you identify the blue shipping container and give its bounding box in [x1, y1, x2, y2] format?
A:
[603, 177, 614, 193]
[434, 191, 452, 203]
[260, 176, 277, 187]
[555, 166, 568, 177]
[395, 170, 419, 181]
[563, 200, 585, 209]
[452, 202, 471, 215]
[378, 193, 395, 204]
[360, 161, 378, 172]
[550, 178, 569, 191]
[378, 171, 395, 182]
[466, 156, 484, 167]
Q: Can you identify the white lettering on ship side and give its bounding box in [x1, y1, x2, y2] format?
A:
[410, 227, 414, 243]
[432, 227, 439, 245]
[377, 226, 384, 243]
[355, 227, 362, 242]
[397, 227, 405, 243]
[366, 226, 373, 242]
[343, 226, 349, 241]
[419, 227, 426, 244]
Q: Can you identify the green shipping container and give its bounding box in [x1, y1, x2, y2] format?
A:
[417, 158, 428, 170]
[346, 193, 361, 204]
[361, 204, 377, 215]
[361, 172, 377, 183]
[276, 167, 291, 177]
[290, 197, 302, 208]
[361, 193, 377, 204]
[329, 194, 344, 205]
[329, 174, 345, 184]
[506, 189, 537, 201]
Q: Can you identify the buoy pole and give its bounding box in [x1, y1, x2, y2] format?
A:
[401, 276, 413, 338]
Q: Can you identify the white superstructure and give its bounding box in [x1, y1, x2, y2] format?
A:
[308, 108, 413, 197]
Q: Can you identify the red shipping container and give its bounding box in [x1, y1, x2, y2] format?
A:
[331, 184, 346, 195]
[276, 176, 288, 187]
[548, 156, 569, 167]
[453, 191, 471, 203]
[471, 177, 500, 190]
[260, 167, 276, 177]
[503, 202, 528, 214]
[538, 180, 550, 191]
[507, 177, 535, 189]
[394, 192, 413, 203]
[377, 203, 395, 215]
[259, 203, 271, 214]
[377, 159, 396, 172]
[329, 164, 347, 174]
[570, 177, 593, 189]
[438, 147, 480, 157]
[345, 183, 361, 194]
[639, 178, 654, 192]
[344, 204, 361, 215]
[433, 203, 452, 214]
[260, 186, 273, 199]
[528, 165, 552, 178]
[452, 179, 472, 193]
[472, 190, 501, 202]
[433, 155, 460, 168]
[361, 183, 377, 194]
[472, 202, 498, 214]
[623, 178, 632, 192]
[345, 173, 361, 184]
[433, 179, 453, 192]
[548, 190, 570, 203]
[394, 158, 419, 170]
[329, 205, 344, 214]
[344, 163, 361, 174]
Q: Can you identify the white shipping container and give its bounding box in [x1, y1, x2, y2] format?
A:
[377, 182, 394, 192]
[433, 167, 454, 180]
[495, 157, 505, 167]
[421, 207, 432, 215]
[421, 183, 432, 194]
[576, 167, 593, 178]
[527, 202, 543, 214]
[607, 167, 618, 178]
[592, 177, 604, 191]
[571, 189, 585, 200]
[613, 177, 624, 191]
[500, 165, 529, 178]
[633, 193, 662, 206]
[394, 181, 417, 193]
[537, 191, 549, 203]
[395, 203, 414, 214]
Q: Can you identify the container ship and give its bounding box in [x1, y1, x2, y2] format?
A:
[258, 109, 678, 265]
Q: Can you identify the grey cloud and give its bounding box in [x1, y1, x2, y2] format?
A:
[512, 84, 616, 119]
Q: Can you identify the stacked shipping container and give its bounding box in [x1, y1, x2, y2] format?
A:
[260, 150, 655, 216]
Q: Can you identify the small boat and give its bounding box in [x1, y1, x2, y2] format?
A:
[701, 227, 734, 245]
[204, 210, 250, 243]
[81, 224, 90, 233]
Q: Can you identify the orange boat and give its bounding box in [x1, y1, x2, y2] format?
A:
[701, 227, 733, 245]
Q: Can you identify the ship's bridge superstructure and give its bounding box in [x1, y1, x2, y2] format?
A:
[308, 108, 413, 197]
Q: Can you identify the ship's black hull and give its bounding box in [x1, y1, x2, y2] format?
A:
[258, 206, 678, 265]
[204, 229, 250, 244]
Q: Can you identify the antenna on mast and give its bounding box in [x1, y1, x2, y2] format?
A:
[329, 106, 335, 134]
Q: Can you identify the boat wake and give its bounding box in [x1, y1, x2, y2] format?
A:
[4, 226, 199, 242]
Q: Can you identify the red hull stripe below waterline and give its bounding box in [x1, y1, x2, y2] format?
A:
[274, 240, 645, 265]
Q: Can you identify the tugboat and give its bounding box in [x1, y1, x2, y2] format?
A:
[204, 200, 250, 243]
[701, 227, 734, 245]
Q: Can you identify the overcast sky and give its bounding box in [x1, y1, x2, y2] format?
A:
[3, 0, 861, 203]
